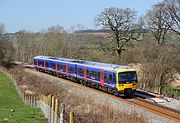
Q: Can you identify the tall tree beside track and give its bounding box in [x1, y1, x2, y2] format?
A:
[0, 23, 15, 67]
[15, 30, 35, 63]
[95, 7, 141, 62]
[144, 2, 170, 46]
[42, 25, 69, 57]
[144, 0, 180, 45]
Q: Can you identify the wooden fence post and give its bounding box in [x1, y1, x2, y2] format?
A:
[33, 96, 36, 108]
[55, 98, 59, 123]
[24, 94, 26, 105]
[70, 112, 74, 123]
[60, 104, 65, 123]
[51, 96, 55, 123]
[28, 95, 30, 105]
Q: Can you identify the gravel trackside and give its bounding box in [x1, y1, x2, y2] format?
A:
[25, 69, 178, 123]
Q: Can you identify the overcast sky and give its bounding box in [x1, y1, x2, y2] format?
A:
[0, 0, 163, 33]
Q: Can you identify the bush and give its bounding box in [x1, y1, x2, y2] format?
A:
[161, 86, 180, 98]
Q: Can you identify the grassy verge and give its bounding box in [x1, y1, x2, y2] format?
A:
[0, 71, 46, 123]
[162, 86, 180, 98]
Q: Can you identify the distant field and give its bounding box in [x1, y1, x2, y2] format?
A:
[0, 71, 46, 123]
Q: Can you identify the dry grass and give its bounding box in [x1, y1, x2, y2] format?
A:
[8, 66, 147, 123]
[62, 94, 147, 123]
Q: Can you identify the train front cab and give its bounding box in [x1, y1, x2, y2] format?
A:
[116, 69, 137, 96]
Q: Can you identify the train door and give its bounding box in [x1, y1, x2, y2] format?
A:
[100, 69, 104, 86]
[35, 58, 38, 70]
[66, 63, 68, 76]
[104, 71, 113, 85]
[44, 59, 46, 71]
[74, 64, 77, 78]
[84, 66, 87, 80]
[56, 62, 58, 76]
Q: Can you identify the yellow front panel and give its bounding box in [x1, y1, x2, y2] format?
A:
[116, 69, 137, 91]
[117, 83, 137, 91]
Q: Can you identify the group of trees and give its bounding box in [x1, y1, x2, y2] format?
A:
[145, 0, 179, 45]
[94, 0, 179, 94]
[14, 26, 86, 63]
[95, 0, 179, 59]
[13, 24, 104, 63]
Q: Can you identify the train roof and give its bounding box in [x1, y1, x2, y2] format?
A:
[34, 56, 134, 71]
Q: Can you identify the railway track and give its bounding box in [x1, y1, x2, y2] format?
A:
[126, 98, 180, 123]
[24, 67, 180, 122]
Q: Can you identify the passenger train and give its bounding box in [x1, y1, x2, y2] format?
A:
[34, 56, 137, 96]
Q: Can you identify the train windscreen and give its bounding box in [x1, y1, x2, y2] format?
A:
[118, 71, 137, 84]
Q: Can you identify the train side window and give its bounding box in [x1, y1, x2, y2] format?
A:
[46, 62, 49, 67]
[68, 66, 73, 71]
[89, 70, 92, 76]
[109, 74, 112, 81]
[78, 68, 81, 74]
[38, 61, 43, 66]
[80, 69, 82, 74]
[78, 68, 83, 75]
[57, 64, 59, 69]
[95, 71, 98, 78]
[52, 63, 56, 69]
[58, 64, 61, 70]
[62, 65, 65, 70]
[81, 68, 83, 74]
[92, 71, 94, 77]
[104, 74, 107, 80]
[98, 72, 100, 78]
[79, 68, 81, 74]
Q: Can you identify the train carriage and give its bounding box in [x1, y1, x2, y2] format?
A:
[34, 56, 137, 96]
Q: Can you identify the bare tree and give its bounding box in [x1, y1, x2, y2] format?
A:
[15, 30, 34, 62]
[47, 25, 65, 33]
[0, 23, 5, 35]
[42, 25, 70, 57]
[0, 24, 15, 67]
[95, 7, 141, 61]
[145, 2, 170, 45]
[163, 0, 180, 35]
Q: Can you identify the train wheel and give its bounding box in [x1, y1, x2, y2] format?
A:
[113, 90, 119, 96]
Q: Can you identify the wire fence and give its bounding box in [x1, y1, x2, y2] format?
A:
[0, 67, 80, 123]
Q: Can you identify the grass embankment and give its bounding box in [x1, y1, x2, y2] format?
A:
[0, 71, 46, 123]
